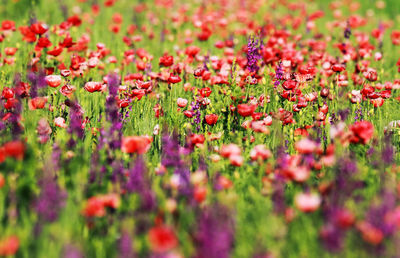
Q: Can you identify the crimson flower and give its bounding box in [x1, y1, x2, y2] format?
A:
[205, 114, 218, 125]
[148, 225, 178, 253]
[349, 121, 374, 144]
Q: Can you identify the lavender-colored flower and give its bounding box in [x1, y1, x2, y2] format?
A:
[126, 157, 146, 193]
[67, 100, 84, 138]
[194, 204, 235, 258]
[382, 133, 395, 165]
[161, 131, 182, 168]
[66, 100, 84, 148]
[126, 157, 156, 211]
[338, 109, 350, 121]
[271, 175, 286, 214]
[9, 73, 24, 138]
[321, 157, 365, 212]
[365, 191, 397, 236]
[274, 61, 283, 88]
[382, 146, 394, 165]
[52, 143, 62, 171]
[174, 165, 192, 196]
[161, 130, 193, 197]
[105, 73, 123, 150]
[198, 156, 207, 172]
[213, 173, 224, 191]
[246, 35, 262, 73]
[366, 147, 375, 157]
[35, 163, 67, 222]
[89, 73, 123, 184]
[329, 112, 337, 125]
[354, 106, 363, 122]
[203, 54, 210, 71]
[118, 231, 135, 258]
[27, 70, 47, 98]
[190, 98, 202, 132]
[344, 20, 351, 39]
[320, 222, 343, 252]
[110, 159, 125, 183]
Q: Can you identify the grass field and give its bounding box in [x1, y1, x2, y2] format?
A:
[0, 0, 400, 257]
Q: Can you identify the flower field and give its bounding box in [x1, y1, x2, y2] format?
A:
[1, 0, 400, 257]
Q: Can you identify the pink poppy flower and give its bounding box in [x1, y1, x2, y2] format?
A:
[294, 192, 321, 212]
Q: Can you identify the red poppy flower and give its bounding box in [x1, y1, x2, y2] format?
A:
[199, 87, 212, 97]
[363, 68, 378, 82]
[60, 85, 76, 98]
[201, 71, 211, 81]
[0, 147, 5, 164]
[250, 145, 272, 160]
[391, 31, 400, 45]
[59, 36, 75, 48]
[185, 45, 200, 57]
[82, 193, 120, 218]
[220, 144, 241, 158]
[0, 236, 19, 256]
[0, 174, 4, 188]
[194, 186, 207, 203]
[121, 136, 152, 154]
[59, 70, 70, 78]
[349, 121, 374, 144]
[83, 196, 106, 217]
[336, 209, 355, 229]
[29, 97, 48, 110]
[3, 140, 25, 160]
[205, 114, 218, 125]
[37, 37, 52, 48]
[331, 64, 345, 72]
[84, 82, 103, 93]
[197, 26, 212, 41]
[295, 138, 317, 154]
[229, 154, 244, 166]
[176, 98, 188, 108]
[1, 20, 15, 31]
[282, 80, 297, 90]
[294, 192, 321, 212]
[357, 221, 384, 245]
[4, 98, 19, 109]
[190, 134, 205, 145]
[194, 67, 205, 77]
[2, 87, 14, 99]
[19, 26, 36, 43]
[159, 55, 174, 67]
[67, 15, 82, 27]
[168, 74, 181, 84]
[45, 75, 62, 87]
[100, 193, 120, 209]
[112, 13, 123, 24]
[4, 47, 17, 56]
[117, 98, 130, 108]
[183, 110, 194, 118]
[30, 22, 48, 35]
[47, 47, 63, 56]
[237, 104, 257, 117]
[148, 226, 178, 253]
